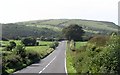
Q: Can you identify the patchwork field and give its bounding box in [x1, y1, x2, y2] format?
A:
[2, 19, 119, 40]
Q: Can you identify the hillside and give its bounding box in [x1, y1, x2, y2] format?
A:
[2, 19, 119, 39]
[2, 23, 60, 39]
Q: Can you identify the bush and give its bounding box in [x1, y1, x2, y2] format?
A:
[2, 54, 23, 74]
[49, 43, 56, 49]
[70, 34, 120, 74]
[15, 44, 25, 56]
[49, 41, 59, 49]
[88, 35, 109, 46]
[9, 41, 16, 48]
[21, 37, 37, 46]
[54, 41, 59, 47]
[4, 41, 16, 51]
[5, 45, 12, 51]
[26, 50, 40, 63]
[6, 55, 23, 70]
[69, 40, 76, 51]
[36, 42, 39, 46]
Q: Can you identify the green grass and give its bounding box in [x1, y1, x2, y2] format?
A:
[0, 41, 9, 46]
[11, 40, 21, 44]
[1, 40, 21, 47]
[1, 40, 54, 58]
[75, 41, 87, 49]
[63, 19, 118, 31]
[36, 19, 69, 25]
[66, 43, 77, 74]
[38, 41, 53, 46]
[26, 46, 53, 58]
[66, 41, 87, 74]
[17, 19, 119, 34]
[1, 40, 53, 46]
[25, 41, 57, 58]
[36, 25, 61, 31]
[2, 41, 57, 75]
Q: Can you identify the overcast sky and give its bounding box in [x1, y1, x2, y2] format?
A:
[0, 0, 119, 24]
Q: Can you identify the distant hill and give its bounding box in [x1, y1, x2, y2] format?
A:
[2, 19, 120, 40]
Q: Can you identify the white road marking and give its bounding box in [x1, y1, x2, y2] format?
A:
[65, 43, 68, 75]
[38, 56, 56, 74]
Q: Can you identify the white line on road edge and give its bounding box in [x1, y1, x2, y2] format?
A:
[38, 56, 56, 74]
[65, 42, 68, 75]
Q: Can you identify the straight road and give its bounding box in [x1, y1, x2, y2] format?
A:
[13, 41, 67, 75]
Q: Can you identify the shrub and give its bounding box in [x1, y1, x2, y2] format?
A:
[49, 41, 59, 49]
[15, 44, 25, 56]
[69, 40, 76, 51]
[2, 54, 23, 74]
[49, 43, 56, 49]
[21, 37, 37, 46]
[6, 55, 23, 70]
[36, 42, 39, 46]
[70, 34, 120, 74]
[5, 45, 12, 51]
[54, 41, 59, 47]
[26, 50, 40, 63]
[4, 41, 16, 51]
[9, 41, 16, 49]
[88, 35, 109, 46]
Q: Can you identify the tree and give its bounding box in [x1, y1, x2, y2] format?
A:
[21, 37, 37, 46]
[62, 24, 85, 41]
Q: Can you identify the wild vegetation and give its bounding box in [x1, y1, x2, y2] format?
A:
[67, 33, 120, 74]
[1, 38, 59, 75]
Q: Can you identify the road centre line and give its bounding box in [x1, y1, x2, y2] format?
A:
[38, 56, 57, 74]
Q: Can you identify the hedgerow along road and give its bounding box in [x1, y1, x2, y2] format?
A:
[13, 41, 67, 75]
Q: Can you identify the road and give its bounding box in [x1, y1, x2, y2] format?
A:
[13, 41, 67, 75]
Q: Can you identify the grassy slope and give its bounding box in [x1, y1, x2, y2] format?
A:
[66, 44, 77, 74]
[2, 19, 119, 39]
[16, 19, 119, 31]
[66, 41, 87, 74]
[2, 24, 59, 39]
[26, 46, 53, 59]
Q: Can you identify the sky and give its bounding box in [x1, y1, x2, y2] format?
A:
[0, 0, 119, 24]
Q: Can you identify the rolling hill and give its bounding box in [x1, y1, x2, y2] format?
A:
[1, 19, 120, 40]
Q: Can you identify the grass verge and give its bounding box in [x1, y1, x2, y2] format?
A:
[66, 43, 77, 74]
[66, 41, 87, 74]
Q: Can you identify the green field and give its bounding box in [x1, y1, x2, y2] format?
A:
[38, 41, 53, 46]
[75, 42, 87, 49]
[26, 46, 53, 58]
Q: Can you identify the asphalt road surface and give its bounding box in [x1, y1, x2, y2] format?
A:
[13, 41, 67, 75]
